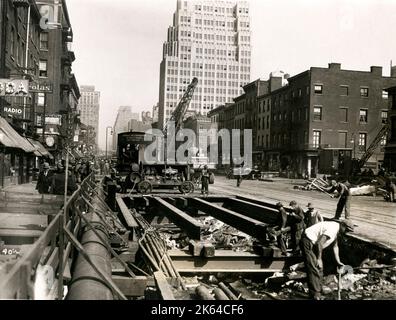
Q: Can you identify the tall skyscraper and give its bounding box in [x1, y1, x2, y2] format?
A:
[78, 85, 100, 146]
[158, 0, 251, 129]
[112, 106, 140, 152]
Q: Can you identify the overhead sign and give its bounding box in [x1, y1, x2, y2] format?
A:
[3, 106, 23, 117]
[36, 114, 62, 126]
[29, 82, 53, 93]
[0, 79, 29, 97]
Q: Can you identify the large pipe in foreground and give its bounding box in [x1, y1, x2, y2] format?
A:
[67, 204, 114, 300]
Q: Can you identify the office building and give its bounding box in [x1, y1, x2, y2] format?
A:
[78, 85, 100, 147]
[158, 0, 251, 129]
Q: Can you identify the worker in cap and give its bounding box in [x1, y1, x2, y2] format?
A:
[304, 203, 323, 228]
[288, 200, 306, 255]
[301, 218, 356, 300]
[326, 180, 351, 219]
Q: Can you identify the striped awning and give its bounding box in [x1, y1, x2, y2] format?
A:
[0, 117, 36, 153]
[27, 138, 53, 158]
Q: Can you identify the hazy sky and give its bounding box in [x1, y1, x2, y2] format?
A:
[67, 0, 396, 149]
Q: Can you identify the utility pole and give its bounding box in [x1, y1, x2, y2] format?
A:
[105, 126, 112, 159]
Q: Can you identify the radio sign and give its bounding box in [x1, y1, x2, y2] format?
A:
[0, 79, 29, 97]
[3, 106, 23, 117]
[29, 82, 53, 93]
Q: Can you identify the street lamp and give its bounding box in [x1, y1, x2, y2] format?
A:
[105, 126, 113, 159]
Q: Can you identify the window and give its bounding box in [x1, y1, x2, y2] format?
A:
[40, 32, 49, 50]
[313, 130, 321, 148]
[39, 60, 48, 77]
[338, 132, 347, 148]
[313, 107, 322, 121]
[37, 93, 46, 106]
[360, 109, 368, 123]
[314, 84, 323, 94]
[340, 86, 349, 96]
[358, 133, 367, 151]
[380, 136, 387, 146]
[10, 27, 15, 56]
[381, 111, 388, 124]
[382, 90, 389, 99]
[360, 87, 369, 97]
[340, 107, 348, 122]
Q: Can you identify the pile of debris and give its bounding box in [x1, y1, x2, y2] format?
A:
[200, 217, 254, 251]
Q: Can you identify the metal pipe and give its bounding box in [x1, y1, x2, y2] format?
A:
[67, 203, 114, 300]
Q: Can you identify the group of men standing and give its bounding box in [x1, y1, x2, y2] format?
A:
[36, 160, 92, 196]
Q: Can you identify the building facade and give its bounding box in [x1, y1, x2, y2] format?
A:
[385, 77, 396, 172]
[36, 0, 80, 158]
[112, 106, 139, 152]
[210, 63, 396, 177]
[78, 85, 100, 147]
[158, 0, 251, 129]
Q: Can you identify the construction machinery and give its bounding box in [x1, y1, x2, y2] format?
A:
[115, 78, 201, 194]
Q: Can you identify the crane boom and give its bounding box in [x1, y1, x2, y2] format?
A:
[165, 77, 198, 134]
[358, 123, 390, 168]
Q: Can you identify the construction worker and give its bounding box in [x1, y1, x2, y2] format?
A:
[304, 203, 324, 228]
[289, 201, 306, 255]
[385, 179, 396, 202]
[201, 165, 210, 196]
[326, 180, 351, 219]
[301, 219, 355, 300]
[267, 203, 290, 256]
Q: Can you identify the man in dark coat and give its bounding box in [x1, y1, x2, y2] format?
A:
[50, 163, 77, 196]
[36, 162, 53, 194]
[289, 200, 306, 255]
[201, 165, 210, 196]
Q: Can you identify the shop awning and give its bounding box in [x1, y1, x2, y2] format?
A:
[27, 138, 54, 159]
[0, 117, 36, 153]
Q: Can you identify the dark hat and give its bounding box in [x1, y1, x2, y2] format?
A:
[289, 201, 297, 206]
[276, 202, 283, 208]
[340, 219, 355, 232]
[307, 203, 314, 209]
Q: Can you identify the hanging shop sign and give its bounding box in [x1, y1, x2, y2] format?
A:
[3, 106, 23, 117]
[0, 79, 29, 97]
[36, 114, 62, 126]
[29, 81, 53, 93]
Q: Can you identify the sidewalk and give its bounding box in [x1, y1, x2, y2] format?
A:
[1, 182, 39, 195]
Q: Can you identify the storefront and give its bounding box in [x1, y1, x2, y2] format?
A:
[0, 117, 36, 188]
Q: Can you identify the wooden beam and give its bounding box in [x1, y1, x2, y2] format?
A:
[154, 271, 175, 300]
[189, 198, 268, 240]
[112, 276, 148, 297]
[152, 197, 203, 240]
[116, 197, 138, 228]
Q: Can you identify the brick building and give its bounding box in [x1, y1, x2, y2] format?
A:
[36, 0, 80, 158]
[384, 81, 396, 172]
[210, 63, 396, 177]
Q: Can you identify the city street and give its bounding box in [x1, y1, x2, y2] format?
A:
[210, 176, 396, 250]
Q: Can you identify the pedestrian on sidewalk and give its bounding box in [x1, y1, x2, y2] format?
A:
[236, 166, 243, 187]
[50, 163, 77, 196]
[326, 180, 351, 219]
[36, 162, 53, 194]
[304, 203, 323, 228]
[301, 219, 354, 300]
[289, 200, 306, 255]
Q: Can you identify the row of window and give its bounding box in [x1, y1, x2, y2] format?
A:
[314, 84, 388, 98]
[193, 4, 249, 15]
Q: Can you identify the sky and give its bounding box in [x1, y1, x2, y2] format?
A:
[67, 0, 396, 150]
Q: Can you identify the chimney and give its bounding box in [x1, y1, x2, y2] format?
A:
[328, 63, 341, 70]
[370, 66, 383, 76]
[269, 77, 282, 92]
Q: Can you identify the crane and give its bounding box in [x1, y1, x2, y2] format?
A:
[358, 123, 390, 169]
[164, 77, 199, 135]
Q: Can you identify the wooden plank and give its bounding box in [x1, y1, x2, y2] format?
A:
[154, 271, 175, 300]
[152, 197, 203, 240]
[189, 198, 267, 240]
[0, 229, 43, 238]
[112, 276, 148, 297]
[0, 213, 48, 229]
[116, 197, 138, 228]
